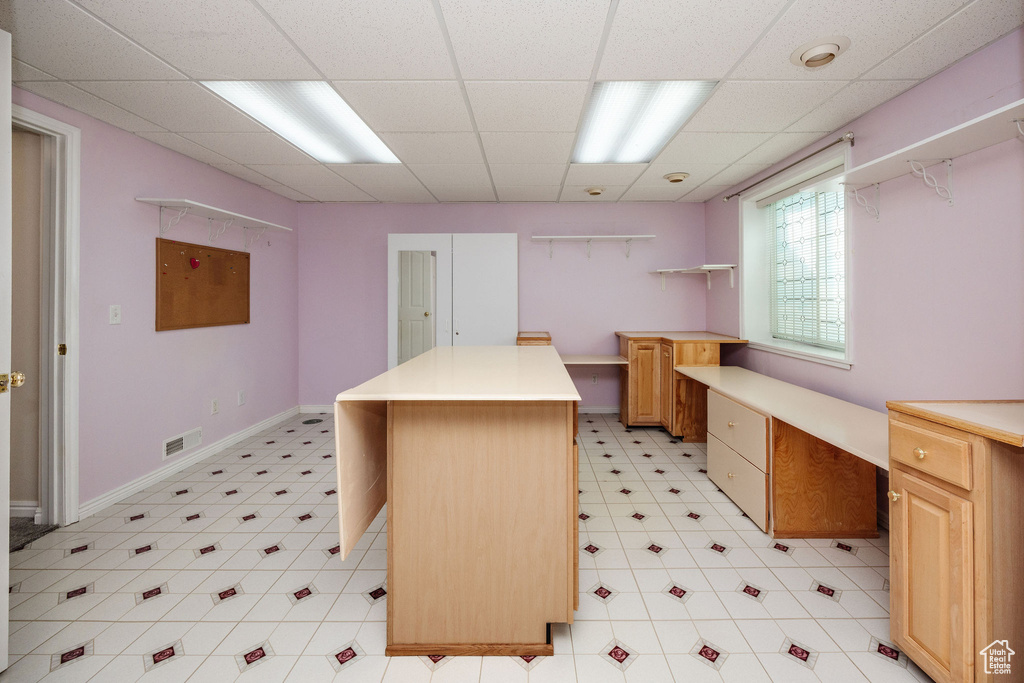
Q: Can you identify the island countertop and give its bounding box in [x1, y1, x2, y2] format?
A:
[337, 345, 582, 402]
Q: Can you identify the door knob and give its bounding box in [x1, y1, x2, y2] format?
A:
[913, 447, 926, 460]
[423, 311, 430, 317]
[10, 371, 25, 388]
[888, 490, 901, 502]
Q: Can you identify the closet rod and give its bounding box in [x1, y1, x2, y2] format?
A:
[723, 131, 855, 202]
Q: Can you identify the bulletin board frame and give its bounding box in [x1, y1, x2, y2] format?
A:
[156, 237, 250, 331]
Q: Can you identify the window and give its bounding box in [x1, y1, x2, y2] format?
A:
[767, 190, 845, 351]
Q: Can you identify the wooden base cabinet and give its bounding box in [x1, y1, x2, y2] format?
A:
[886, 401, 1024, 683]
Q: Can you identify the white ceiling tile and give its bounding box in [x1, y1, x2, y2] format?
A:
[76, 0, 319, 79]
[12, 59, 54, 81]
[787, 81, 917, 133]
[495, 186, 561, 202]
[439, 0, 608, 80]
[245, 164, 346, 187]
[18, 81, 164, 132]
[430, 186, 498, 202]
[559, 185, 628, 201]
[299, 183, 378, 202]
[332, 81, 472, 132]
[379, 132, 485, 164]
[655, 132, 773, 165]
[729, 0, 966, 81]
[706, 163, 774, 188]
[136, 132, 235, 165]
[0, 0, 183, 80]
[564, 163, 647, 186]
[256, 0, 455, 79]
[210, 164, 279, 186]
[179, 133, 316, 165]
[466, 81, 589, 132]
[632, 163, 730, 188]
[479, 132, 576, 164]
[738, 132, 831, 165]
[598, 0, 791, 80]
[259, 184, 315, 202]
[679, 184, 733, 202]
[326, 164, 436, 202]
[488, 164, 566, 186]
[619, 185, 689, 201]
[407, 163, 494, 190]
[862, 0, 1024, 80]
[684, 81, 846, 132]
[75, 81, 264, 132]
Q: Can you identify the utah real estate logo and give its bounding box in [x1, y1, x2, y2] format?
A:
[980, 640, 1015, 675]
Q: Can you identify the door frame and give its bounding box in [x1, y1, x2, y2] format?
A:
[387, 234, 452, 369]
[12, 104, 80, 526]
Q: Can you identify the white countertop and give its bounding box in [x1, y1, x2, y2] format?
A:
[678, 366, 889, 469]
[560, 354, 628, 365]
[888, 401, 1024, 447]
[616, 331, 747, 343]
[337, 346, 581, 402]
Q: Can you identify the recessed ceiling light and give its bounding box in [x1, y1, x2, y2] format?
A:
[573, 81, 717, 164]
[663, 172, 690, 183]
[201, 81, 399, 164]
[790, 37, 851, 69]
[585, 187, 604, 196]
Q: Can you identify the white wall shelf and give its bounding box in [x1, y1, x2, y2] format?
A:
[136, 198, 292, 249]
[840, 97, 1024, 217]
[653, 265, 736, 291]
[531, 234, 655, 259]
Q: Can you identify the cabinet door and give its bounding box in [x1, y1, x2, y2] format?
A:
[451, 233, 518, 346]
[889, 468, 974, 683]
[628, 341, 660, 424]
[660, 343, 673, 430]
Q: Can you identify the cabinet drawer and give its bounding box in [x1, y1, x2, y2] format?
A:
[707, 434, 768, 532]
[890, 418, 972, 490]
[707, 390, 769, 472]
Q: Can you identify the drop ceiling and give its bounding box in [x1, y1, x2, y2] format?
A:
[3, 0, 1020, 203]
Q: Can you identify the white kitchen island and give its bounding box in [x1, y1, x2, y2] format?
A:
[334, 346, 580, 656]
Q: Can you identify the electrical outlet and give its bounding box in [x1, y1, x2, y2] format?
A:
[211, 398, 219, 415]
[237, 390, 246, 406]
[109, 305, 121, 325]
[592, 374, 599, 385]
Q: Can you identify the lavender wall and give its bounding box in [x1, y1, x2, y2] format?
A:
[706, 28, 1024, 411]
[12, 88, 301, 506]
[297, 202, 706, 407]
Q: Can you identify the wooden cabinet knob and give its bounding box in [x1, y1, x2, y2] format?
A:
[727, 421, 735, 427]
[913, 447, 926, 460]
[888, 490, 901, 502]
[727, 472, 735, 479]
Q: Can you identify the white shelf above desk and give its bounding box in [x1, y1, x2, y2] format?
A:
[840, 97, 1024, 217]
[137, 197, 293, 249]
[532, 234, 655, 259]
[652, 265, 736, 290]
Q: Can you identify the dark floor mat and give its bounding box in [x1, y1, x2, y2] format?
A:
[10, 517, 58, 552]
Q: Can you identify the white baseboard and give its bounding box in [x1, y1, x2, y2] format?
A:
[578, 406, 619, 414]
[11, 501, 41, 522]
[299, 405, 333, 414]
[78, 406, 300, 520]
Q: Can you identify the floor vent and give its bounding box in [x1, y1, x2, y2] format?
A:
[163, 427, 202, 460]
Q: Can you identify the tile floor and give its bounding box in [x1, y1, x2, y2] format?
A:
[2, 412, 934, 682]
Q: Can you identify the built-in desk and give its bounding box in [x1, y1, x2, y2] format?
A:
[679, 366, 885, 537]
[334, 346, 580, 656]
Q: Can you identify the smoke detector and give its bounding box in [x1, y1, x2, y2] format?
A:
[585, 187, 604, 196]
[663, 172, 690, 183]
[790, 37, 851, 68]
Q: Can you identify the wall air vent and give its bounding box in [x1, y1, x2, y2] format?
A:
[163, 427, 202, 460]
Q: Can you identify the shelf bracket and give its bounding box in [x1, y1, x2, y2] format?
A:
[1015, 118, 1024, 140]
[625, 238, 633, 259]
[547, 239, 553, 259]
[660, 273, 666, 291]
[243, 226, 267, 250]
[208, 217, 233, 244]
[158, 206, 189, 236]
[727, 268, 735, 288]
[843, 183, 880, 221]
[586, 239, 592, 260]
[909, 159, 953, 206]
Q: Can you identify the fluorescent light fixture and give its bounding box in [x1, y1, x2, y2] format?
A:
[573, 81, 717, 163]
[202, 81, 399, 164]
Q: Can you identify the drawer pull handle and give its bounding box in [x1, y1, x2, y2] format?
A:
[727, 421, 735, 427]
[913, 447, 926, 460]
[727, 472, 735, 479]
[888, 490, 901, 502]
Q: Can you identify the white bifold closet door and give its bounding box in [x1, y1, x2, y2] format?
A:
[451, 233, 518, 346]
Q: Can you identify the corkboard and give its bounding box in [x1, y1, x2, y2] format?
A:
[156, 238, 250, 331]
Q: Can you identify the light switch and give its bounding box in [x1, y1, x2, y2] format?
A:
[109, 305, 121, 325]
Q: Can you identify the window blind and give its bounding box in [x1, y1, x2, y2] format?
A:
[767, 190, 845, 350]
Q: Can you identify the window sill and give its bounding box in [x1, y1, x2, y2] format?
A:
[746, 339, 852, 370]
